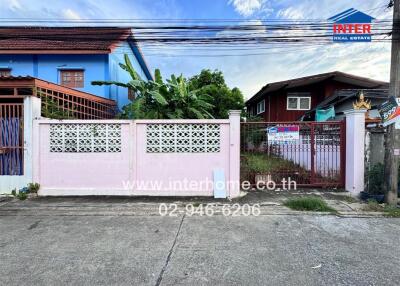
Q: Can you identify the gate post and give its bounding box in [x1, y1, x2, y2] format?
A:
[344, 109, 367, 195]
[24, 96, 41, 187]
[229, 110, 241, 198]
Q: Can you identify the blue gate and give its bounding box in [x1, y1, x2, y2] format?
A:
[0, 104, 24, 176]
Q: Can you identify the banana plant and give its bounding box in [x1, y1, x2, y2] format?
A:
[92, 54, 214, 119]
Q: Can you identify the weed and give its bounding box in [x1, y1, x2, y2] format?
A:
[283, 196, 336, 213]
[362, 199, 384, 212]
[340, 196, 359, 203]
[16, 192, 27, 200]
[384, 206, 400, 218]
[27, 183, 40, 193]
[362, 200, 400, 217]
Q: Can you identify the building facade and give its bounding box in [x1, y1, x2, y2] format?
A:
[246, 71, 388, 121]
[0, 27, 152, 109]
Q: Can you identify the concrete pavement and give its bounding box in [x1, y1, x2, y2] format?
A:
[1, 197, 400, 285]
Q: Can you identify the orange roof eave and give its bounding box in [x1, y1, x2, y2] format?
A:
[0, 76, 116, 106]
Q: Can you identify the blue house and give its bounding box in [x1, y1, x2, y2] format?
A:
[0, 27, 153, 109]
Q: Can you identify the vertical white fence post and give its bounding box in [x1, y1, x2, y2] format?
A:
[344, 109, 367, 195]
[229, 110, 241, 198]
[24, 96, 41, 187]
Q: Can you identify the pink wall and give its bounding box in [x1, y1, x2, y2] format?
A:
[34, 121, 132, 195]
[33, 115, 241, 198]
[134, 122, 230, 196]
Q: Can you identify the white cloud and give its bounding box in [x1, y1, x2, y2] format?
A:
[277, 7, 305, 20]
[8, 0, 22, 11]
[229, 0, 263, 16]
[62, 8, 81, 20]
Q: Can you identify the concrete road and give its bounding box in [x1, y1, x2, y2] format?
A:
[1, 206, 400, 285]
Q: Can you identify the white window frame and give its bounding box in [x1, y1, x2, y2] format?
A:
[256, 99, 265, 114]
[286, 94, 311, 111]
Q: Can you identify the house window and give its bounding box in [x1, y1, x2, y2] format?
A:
[0, 69, 11, 77]
[286, 93, 311, 110]
[128, 88, 136, 101]
[60, 70, 84, 88]
[256, 100, 265, 114]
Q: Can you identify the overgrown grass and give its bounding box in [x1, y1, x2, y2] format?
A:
[240, 152, 310, 183]
[242, 153, 304, 173]
[283, 196, 336, 213]
[363, 199, 400, 217]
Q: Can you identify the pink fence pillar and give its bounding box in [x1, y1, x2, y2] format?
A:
[229, 110, 241, 198]
[344, 109, 367, 195]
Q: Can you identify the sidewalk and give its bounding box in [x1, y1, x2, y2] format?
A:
[0, 190, 390, 217]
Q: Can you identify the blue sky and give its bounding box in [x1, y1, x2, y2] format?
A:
[0, 0, 393, 99]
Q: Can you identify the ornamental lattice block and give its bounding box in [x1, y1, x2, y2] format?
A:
[50, 123, 121, 153]
[146, 123, 221, 153]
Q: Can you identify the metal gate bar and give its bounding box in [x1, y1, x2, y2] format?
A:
[241, 121, 345, 188]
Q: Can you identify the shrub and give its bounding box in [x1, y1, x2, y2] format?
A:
[366, 163, 384, 195]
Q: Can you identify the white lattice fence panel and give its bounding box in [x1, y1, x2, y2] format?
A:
[50, 123, 121, 153]
[147, 124, 220, 153]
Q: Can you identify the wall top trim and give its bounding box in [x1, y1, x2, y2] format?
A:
[343, 109, 368, 115]
[135, 119, 230, 124]
[35, 119, 231, 125]
[36, 119, 132, 124]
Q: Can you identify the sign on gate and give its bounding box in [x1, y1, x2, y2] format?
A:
[267, 126, 299, 144]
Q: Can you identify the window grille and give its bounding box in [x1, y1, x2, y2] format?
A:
[60, 70, 84, 88]
[286, 93, 311, 110]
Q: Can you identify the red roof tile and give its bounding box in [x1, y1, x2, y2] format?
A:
[0, 26, 132, 54]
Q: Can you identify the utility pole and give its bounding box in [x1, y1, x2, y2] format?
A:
[385, 0, 400, 205]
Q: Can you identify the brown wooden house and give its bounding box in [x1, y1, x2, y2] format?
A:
[246, 71, 388, 122]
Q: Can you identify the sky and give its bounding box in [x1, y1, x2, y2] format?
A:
[0, 0, 393, 99]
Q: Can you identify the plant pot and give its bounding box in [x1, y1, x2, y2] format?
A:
[360, 191, 385, 203]
[360, 191, 370, 201]
[370, 194, 385, 203]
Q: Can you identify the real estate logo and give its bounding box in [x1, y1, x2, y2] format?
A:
[328, 8, 374, 42]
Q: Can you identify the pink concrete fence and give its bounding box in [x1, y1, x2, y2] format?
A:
[33, 111, 241, 198]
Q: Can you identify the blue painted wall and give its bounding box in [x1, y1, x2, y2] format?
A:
[0, 54, 110, 97]
[109, 41, 149, 108]
[0, 43, 151, 110]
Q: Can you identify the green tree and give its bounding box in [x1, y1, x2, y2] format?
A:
[189, 69, 245, 118]
[92, 55, 214, 119]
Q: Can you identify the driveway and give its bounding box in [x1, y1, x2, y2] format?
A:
[1, 198, 400, 286]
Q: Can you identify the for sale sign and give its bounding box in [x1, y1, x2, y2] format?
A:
[378, 96, 400, 127]
[267, 126, 300, 144]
